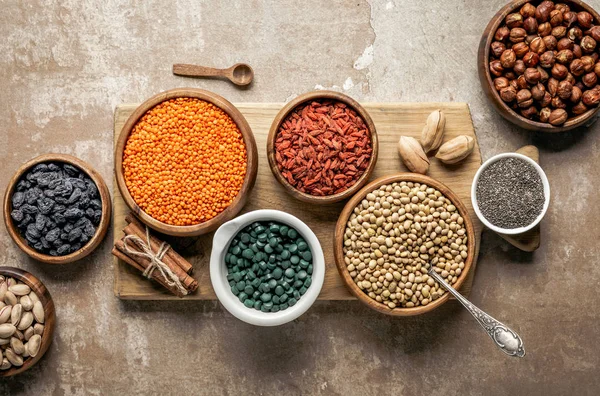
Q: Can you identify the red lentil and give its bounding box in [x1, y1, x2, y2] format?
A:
[123, 98, 247, 226]
[274, 100, 372, 196]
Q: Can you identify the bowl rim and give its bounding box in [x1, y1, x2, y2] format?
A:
[0, 266, 56, 377]
[114, 88, 259, 237]
[478, 0, 600, 132]
[209, 209, 325, 326]
[471, 152, 550, 235]
[333, 173, 476, 316]
[266, 90, 379, 204]
[2, 153, 112, 264]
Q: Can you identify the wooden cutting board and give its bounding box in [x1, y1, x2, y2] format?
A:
[113, 102, 483, 300]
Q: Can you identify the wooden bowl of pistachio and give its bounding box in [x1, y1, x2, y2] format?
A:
[0, 267, 55, 376]
[334, 173, 476, 316]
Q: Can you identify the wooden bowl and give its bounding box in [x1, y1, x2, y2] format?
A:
[478, 0, 600, 132]
[333, 173, 476, 316]
[3, 154, 111, 264]
[114, 88, 258, 237]
[267, 90, 378, 204]
[0, 267, 56, 377]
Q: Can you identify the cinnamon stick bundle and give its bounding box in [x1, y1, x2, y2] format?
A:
[112, 213, 198, 297]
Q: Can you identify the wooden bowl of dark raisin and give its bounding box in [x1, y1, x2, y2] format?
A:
[3, 154, 111, 264]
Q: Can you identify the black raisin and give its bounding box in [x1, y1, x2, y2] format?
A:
[64, 223, 74, 233]
[80, 233, 90, 243]
[16, 180, 31, 191]
[48, 178, 62, 189]
[54, 180, 73, 197]
[84, 222, 96, 237]
[63, 164, 79, 176]
[68, 227, 82, 242]
[46, 227, 61, 242]
[43, 189, 55, 198]
[20, 204, 38, 214]
[69, 178, 85, 190]
[89, 199, 102, 210]
[67, 188, 82, 205]
[60, 232, 68, 240]
[49, 250, 58, 256]
[85, 180, 98, 198]
[18, 214, 33, 228]
[35, 213, 47, 231]
[52, 204, 66, 214]
[54, 196, 68, 204]
[24, 188, 42, 204]
[33, 242, 43, 251]
[11, 209, 24, 222]
[41, 237, 50, 249]
[92, 210, 102, 225]
[86, 208, 95, 218]
[12, 192, 25, 208]
[53, 213, 66, 224]
[26, 223, 40, 239]
[37, 197, 55, 214]
[57, 244, 71, 255]
[70, 243, 82, 253]
[32, 163, 49, 173]
[47, 163, 60, 171]
[64, 208, 84, 219]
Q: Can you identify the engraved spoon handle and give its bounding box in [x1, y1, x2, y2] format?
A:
[428, 270, 525, 358]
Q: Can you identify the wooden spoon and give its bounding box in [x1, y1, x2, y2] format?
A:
[172, 63, 254, 86]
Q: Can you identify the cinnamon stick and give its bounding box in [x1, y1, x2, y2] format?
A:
[124, 213, 194, 274]
[116, 238, 198, 293]
[112, 246, 185, 297]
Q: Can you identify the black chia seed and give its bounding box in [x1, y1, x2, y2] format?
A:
[476, 157, 545, 229]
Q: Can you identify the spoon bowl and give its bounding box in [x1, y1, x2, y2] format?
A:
[229, 63, 254, 86]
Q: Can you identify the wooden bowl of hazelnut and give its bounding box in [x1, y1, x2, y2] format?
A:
[478, 0, 600, 132]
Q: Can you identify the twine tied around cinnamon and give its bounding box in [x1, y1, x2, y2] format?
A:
[122, 227, 188, 296]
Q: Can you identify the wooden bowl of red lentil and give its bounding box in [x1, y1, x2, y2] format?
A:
[267, 91, 378, 204]
[115, 88, 258, 237]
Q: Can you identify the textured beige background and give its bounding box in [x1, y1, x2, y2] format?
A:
[1, 0, 599, 395]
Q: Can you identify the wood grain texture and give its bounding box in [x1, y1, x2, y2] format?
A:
[266, 91, 379, 204]
[494, 145, 541, 252]
[114, 88, 258, 237]
[113, 102, 483, 300]
[333, 173, 476, 316]
[478, 0, 600, 132]
[3, 153, 111, 264]
[173, 63, 254, 86]
[0, 267, 55, 377]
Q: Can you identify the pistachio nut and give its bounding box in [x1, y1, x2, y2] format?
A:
[4, 291, 17, 306]
[0, 357, 11, 370]
[10, 304, 22, 326]
[420, 110, 446, 152]
[20, 295, 33, 312]
[24, 326, 34, 341]
[17, 312, 33, 331]
[10, 337, 24, 355]
[27, 334, 41, 358]
[397, 136, 430, 174]
[0, 338, 10, 346]
[0, 306, 11, 324]
[33, 301, 45, 324]
[33, 323, 44, 336]
[0, 323, 16, 339]
[28, 291, 40, 305]
[0, 282, 7, 302]
[5, 348, 23, 367]
[8, 284, 30, 296]
[435, 135, 475, 164]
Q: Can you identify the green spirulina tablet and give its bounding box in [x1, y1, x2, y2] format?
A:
[225, 220, 314, 313]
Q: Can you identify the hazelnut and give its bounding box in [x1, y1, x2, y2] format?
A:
[516, 89, 533, 108]
[570, 59, 586, 76]
[538, 22, 552, 36]
[580, 36, 597, 53]
[583, 72, 598, 88]
[551, 63, 568, 79]
[551, 26, 567, 39]
[509, 28, 528, 43]
[520, 3, 536, 18]
[588, 26, 600, 42]
[494, 77, 510, 91]
[572, 101, 589, 114]
[549, 10, 563, 26]
[526, 34, 538, 45]
[541, 91, 552, 107]
[573, 44, 583, 59]
[581, 56, 595, 72]
[591, 53, 599, 63]
[516, 75, 528, 89]
[506, 13, 524, 28]
[523, 17, 538, 34]
[555, 49, 573, 64]
[552, 96, 566, 109]
[565, 73, 576, 86]
[539, 107, 552, 122]
[549, 108, 568, 125]
[540, 51, 555, 68]
[500, 49, 517, 68]
[500, 86, 517, 102]
[594, 62, 600, 78]
[568, 27, 583, 42]
[547, 77, 559, 96]
[514, 59, 526, 75]
[535, 1, 554, 23]
[557, 37, 574, 51]
[495, 26, 510, 41]
[571, 85, 583, 103]
[577, 11, 594, 29]
[582, 88, 600, 106]
[555, 3, 570, 13]
[563, 11, 578, 27]
[489, 60, 504, 77]
[510, 79, 519, 90]
[520, 106, 538, 119]
[523, 52, 539, 67]
[557, 80, 573, 99]
[529, 37, 546, 54]
[531, 83, 546, 101]
[512, 42, 530, 58]
[504, 71, 517, 80]
[491, 41, 506, 58]
[542, 35, 558, 50]
[524, 67, 542, 84]
[537, 66, 549, 82]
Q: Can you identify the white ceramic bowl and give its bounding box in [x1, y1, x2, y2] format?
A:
[210, 209, 325, 326]
[471, 152, 550, 235]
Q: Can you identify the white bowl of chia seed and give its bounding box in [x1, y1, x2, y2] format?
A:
[471, 153, 550, 235]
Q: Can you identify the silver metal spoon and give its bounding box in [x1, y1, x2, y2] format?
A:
[428, 268, 525, 358]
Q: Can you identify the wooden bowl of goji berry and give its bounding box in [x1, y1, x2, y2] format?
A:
[115, 88, 258, 237]
[267, 91, 378, 204]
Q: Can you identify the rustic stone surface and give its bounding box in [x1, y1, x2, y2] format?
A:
[1, 0, 599, 394]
